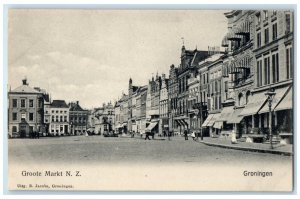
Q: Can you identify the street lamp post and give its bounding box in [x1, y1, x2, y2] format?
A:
[265, 88, 276, 149]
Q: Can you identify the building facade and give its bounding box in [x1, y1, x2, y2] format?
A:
[49, 100, 69, 136]
[159, 74, 169, 135]
[8, 79, 46, 138]
[168, 64, 178, 133]
[69, 101, 88, 135]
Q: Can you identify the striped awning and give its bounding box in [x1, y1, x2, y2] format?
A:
[259, 86, 291, 114]
[275, 87, 293, 111]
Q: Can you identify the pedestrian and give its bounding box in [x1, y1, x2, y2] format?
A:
[145, 131, 151, 140]
[167, 130, 171, 141]
[191, 131, 196, 140]
[184, 129, 188, 140]
[231, 130, 237, 144]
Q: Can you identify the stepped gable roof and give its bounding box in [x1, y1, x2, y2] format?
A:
[51, 100, 69, 108]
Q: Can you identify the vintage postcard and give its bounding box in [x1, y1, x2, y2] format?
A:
[6, 8, 294, 192]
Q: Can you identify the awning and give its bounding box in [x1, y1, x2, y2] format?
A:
[239, 92, 268, 116]
[227, 108, 244, 124]
[275, 87, 293, 111]
[217, 106, 234, 122]
[145, 122, 158, 132]
[207, 113, 221, 127]
[202, 114, 214, 127]
[181, 119, 189, 127]
[259, 86, 291, 114]
[213, 121, 223, 129]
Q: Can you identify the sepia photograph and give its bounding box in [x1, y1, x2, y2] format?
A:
[6, 7, 294, 192]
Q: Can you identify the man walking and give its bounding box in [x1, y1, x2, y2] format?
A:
[145, 131, 151, 140]
[184, 129, 188, 140]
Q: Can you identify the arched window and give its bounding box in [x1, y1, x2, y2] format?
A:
[238, 93, 243, 106]
[246, 91, 251, 104]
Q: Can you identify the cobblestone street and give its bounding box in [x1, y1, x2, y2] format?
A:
[9, 135, 292, 166]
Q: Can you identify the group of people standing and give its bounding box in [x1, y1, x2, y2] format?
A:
[30, 131, 40, 139]
[184, 129, 198, 141]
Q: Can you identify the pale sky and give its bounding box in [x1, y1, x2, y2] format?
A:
[8, 9, 228, 109]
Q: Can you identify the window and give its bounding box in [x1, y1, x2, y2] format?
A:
[264, 28, 269, 44]
[272, 53, 279, 83]
[29, 113, 34, 121]
[52, 110, 54, 113]
[60, 116, 63, 122]
[272, 23, 277, 40]
[257, 32, 261, 48]
[12, 113, 17, 121]
[257, 60, 263, 87]
[21, 99, 26, 108]
[286, 47, 293, 79]
[264, 57, 270, 85]
[29, 99, 34, 107]
[12, 126, 17, 133]
[238, 93, 243, 106]
[21, 113, 26, 119]
[52, 116, 55, 122]
[12, 99, 17, 108]
[246, 91, 251, 105]
[56, 115, 59, 122]
[272, 10, 277, 16]
[215, 81, 218, 92]
[286, 13, 291, 33]
[256, 13, 261, 25]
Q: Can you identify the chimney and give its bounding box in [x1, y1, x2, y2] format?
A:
[22, 78, 27, 85]
[76, 101, 79, 105]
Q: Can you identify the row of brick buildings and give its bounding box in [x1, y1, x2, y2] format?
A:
[113, 10, 294, 142]
[8, 79, 88, 138]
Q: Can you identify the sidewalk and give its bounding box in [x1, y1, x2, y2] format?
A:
[197, 137, 293, 156]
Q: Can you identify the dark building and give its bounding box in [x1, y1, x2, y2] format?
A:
[168, 64, 178, 132]
[69, 101, 88, 135]
[174, 46, 210, 133]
